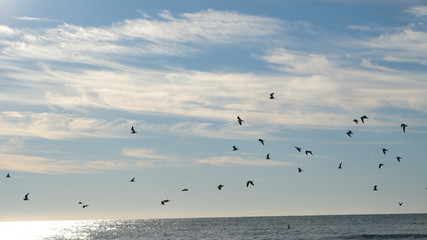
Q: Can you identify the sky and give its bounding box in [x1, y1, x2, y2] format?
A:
[0, 0, 426, 222]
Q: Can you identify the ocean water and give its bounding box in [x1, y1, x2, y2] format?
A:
[1, 214, 426, 240]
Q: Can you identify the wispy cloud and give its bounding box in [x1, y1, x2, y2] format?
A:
[407, 6, 427, 17]
[197, 156, 294, 167]
[13, 16, 61, 22]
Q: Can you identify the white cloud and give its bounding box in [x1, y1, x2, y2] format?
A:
[13, 16, 60, 22]
[361, 59, 394, 71]
[122, 148, 173, 160]
[197, 156, 294, 167]
[407, 6, 427, 17]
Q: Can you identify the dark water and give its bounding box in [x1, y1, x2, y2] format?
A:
[1, 214, 426, 240]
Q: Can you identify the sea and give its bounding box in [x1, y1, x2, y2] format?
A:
[0, 214, 426, 240]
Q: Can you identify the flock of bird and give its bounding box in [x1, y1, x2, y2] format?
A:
[2, 92, 418, 213]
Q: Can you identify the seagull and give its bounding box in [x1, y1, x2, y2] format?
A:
[305, 150, 313, 156]
[398, 202, 403, 206]
[298, 167, 303, 173]
[23, 193, 30, 201]
[353, 119, 359, 124]
[237, 116, 244, 125]
[373, 185, 378, 191]
[396, 156, 401, 162]
[181, 189, 189, 192]
[130, 177, 135, 182]
[246, 181, 254, 187]
[78, 202, 83, 204]
[232, 146, 239, 151]
[338, 162, 343, 169]
[266, 153, 270, 160]
[258, 139, 265, 145]
[217, 184, 225, 190]
[382, 148, 388, 155]
[6, 173, 11, 178]
[378, 163, 384, 169]
[360, 115, 368, 124]
[401, 123, 408, 133]
[131, 126, 137, 134]
[295, 146, 302, 152]
[82, 204, 89, 208]
[161, 199, 170, 205]
[269, 93, 275, 99]
[346, 130, 353, 137]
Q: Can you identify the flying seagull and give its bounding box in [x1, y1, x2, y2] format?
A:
[305, 150, 313, 156]
[258, 139, 265, 145]
[353, 119, 359, 124]
[82, 205, 89, 208]
[346, 130, 353, 137]
[78, 202, 83, 204]
[217, 184, 225, 190]
[131, 126, 137, 134]
[246, 181, 254, 187]
[269, 93, 275, 99]
[161, 199, 170, 205]
[181, 189, 189, 192]
[382, 148, 388, 155]
[23, 193, 30, 201]
[338, 162, 343, 169]
[401, 123, 408, 133]
[373, 185, 378, 191]
[130, 177, 135, 182]
[232, 146, 238, 151]
[378, 164, 384, 169]
[6, 173, 10, 178]
[295, 146, 302, 152]
[298, 167, 303, 173]
[396, 156, 402, 162]
[360, 115, 368, 124]
[237, 116, 244, 125]
[399, 202, 403, 206]
[266, 153, 270, 160]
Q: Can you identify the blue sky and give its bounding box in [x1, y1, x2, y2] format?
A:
[0, 0, 426, 221]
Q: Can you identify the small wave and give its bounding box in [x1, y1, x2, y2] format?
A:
[342, 233, 427, 240]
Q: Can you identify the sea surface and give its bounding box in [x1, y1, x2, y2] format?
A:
[1, 214, 426, 240]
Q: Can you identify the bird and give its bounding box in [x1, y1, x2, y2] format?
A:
[82, 205, 89, 208]
[130, 177, 135, 182]
[398, 202, 403, 206]
[23, 193, 30, 201]
[382, 148, 388, 155]
[6, 173, 11, 178]
[269, 93, 275, 99]
[305, 150, 313, 156]
[338, 162, 343, 169]
[217, 184, 225, 190]
[373, 185, 378, 191]
[237, 116, 244, 125]
[298, 167, 303, 173]
[78, 202, 83, 204]
[246, 181, 254, 187]
[396, 156, 401, 162]
[401, 123, 408, 133]
[295, 146, 302, 152]
[353, 119, 359, 124]
[266, 153, 270, 160]
[181, 189, 189, 192]
[288, 224, 291, 229]
[346, 130, 353, 137]
[378, 163, 384, 169]
[258, 139, 265, 145]
[131, 126, 137, 134]
[360, 115, 368, 124]
[232, 146, 238, 151]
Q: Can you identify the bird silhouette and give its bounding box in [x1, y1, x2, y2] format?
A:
[295, 146, 302, 152]
[217, 184, 225, 190]
[382, 148, 388, 155]
[346, 130, 353, 137]
[269, 93, 275, 99]
[258, 139, 265, 145]
[396, 156, 401, 162]
[246, 181, 254, 187]
[378, 164, 384, 169]
[373, 185, 378, 191]
[232, 146, 238, 151]
[78, 202, 83, 204]
[338, 162, 343, 169]
[23, 193, 29, 201]
[181, 189, 189, 192]
[82, 204, 89, 208]
[360, 115, 368, 124]
[237, 116, 244, 125]
[266, 153, 270, 160]
[161, 199, 170, 205]
[399, 202, 403, 206]
[6, 173, 10, 178]
[353, 119, 359, 124]
[131, 126, 137, 134]
[130, 177, 135, 182]
[298, 167, 303, 173]
[305, 150, 313, 156]
[401, 123, 408, 133]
